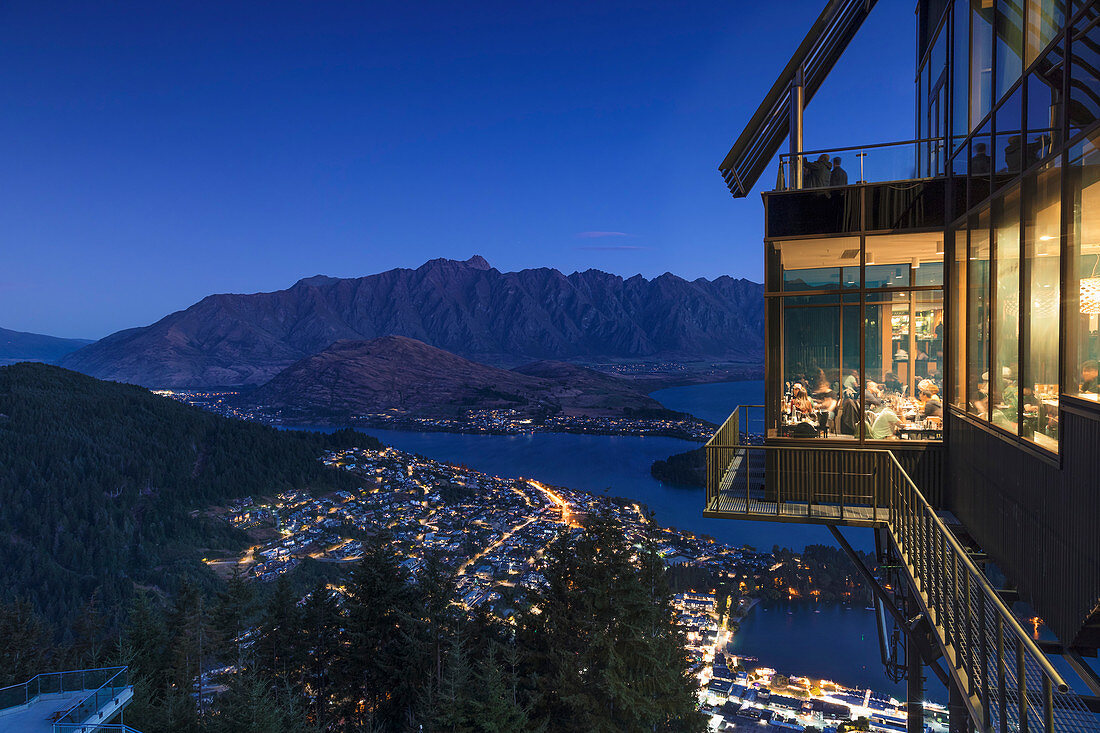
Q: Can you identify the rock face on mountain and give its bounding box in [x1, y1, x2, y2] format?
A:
[0, 327, 94, 366]
[61, 256, 764, 389]
[246, 336, 675, 421]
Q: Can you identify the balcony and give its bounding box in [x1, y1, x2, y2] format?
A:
[704, 406, 1100, 731]
[0, 667, 137, 733]
[764, 138, 958, 239]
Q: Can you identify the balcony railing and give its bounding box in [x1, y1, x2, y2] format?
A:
[705, 408, 1100, 732]
[776, 137, 948, 191]
[0, 666, 136, 733]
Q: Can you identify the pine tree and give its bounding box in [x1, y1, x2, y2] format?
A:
[338, 534, 429, 731]
[213, 567, 256, 668]
[431, 635, 474, 733]
[469, 647, 531, 733]
[0, 598, 52, 686]
[255, 574, 299, 684]
[296, 581, 343, 728]
[206, 669, 309, 733]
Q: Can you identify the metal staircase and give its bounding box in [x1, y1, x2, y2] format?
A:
[704, 407, 1100, 732]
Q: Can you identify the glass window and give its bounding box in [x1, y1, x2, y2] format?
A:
[971, 0, 995, 130]
[1025, 0, 1066, 66]
[1068, 13, 1100, 137]
[992, 184, 1021, 433]
[781, 305, 838, 438]
[1021, 163, 1061, 450]
[953, 0, 971, 143]
[775, 236, 862, 291]
[996, 0, 1024, 100]
[994, 87, 1024, 181]
[969, 122, 993, 207]
[968, 208, 992, 419]
[951, 228, 969, 408]
[1026, 70, 1061, 164]
[1065, 130, 1100, 402]
[865, 233, 945, 288]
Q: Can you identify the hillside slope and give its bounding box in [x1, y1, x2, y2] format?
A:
[61, 256, 764, 388]
[245, 335, 675, 422]
[0, 362, 377, 627]
[0, 326, 93, 365]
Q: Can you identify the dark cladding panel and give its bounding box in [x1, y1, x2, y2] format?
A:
[865, 179, 948, 231]
[947, 406, 1100, 648]
[765, 188, 861, 238]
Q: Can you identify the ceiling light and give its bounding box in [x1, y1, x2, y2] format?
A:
[1039, 235, 1055, 241]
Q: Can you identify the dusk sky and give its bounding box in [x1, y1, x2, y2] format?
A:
[1, 1, 915, 339]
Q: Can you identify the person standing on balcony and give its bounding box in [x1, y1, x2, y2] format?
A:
[804, 154, 832, 188]
[829, 157, 848, 186]
[971, 142, 991, 174]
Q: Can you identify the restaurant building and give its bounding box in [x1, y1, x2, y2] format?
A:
[706, 1, 1100, 731]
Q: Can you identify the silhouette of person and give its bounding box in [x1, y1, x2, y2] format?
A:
[804, 153, 832, 188]
[971, 142, 991, 174]
[829, 156, 848, 186]
[1003, 135, 1023, 172]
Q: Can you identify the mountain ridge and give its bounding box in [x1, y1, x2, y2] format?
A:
[0, 326, 94, 366]
[61, 256, 764, 389]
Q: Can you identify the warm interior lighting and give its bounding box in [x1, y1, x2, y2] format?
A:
[1081, 278, 1100, 315]
[1039, 235, 1055, 241]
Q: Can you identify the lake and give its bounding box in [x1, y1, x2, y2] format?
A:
[317, 380, 925, 698]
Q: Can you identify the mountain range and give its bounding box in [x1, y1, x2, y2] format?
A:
[60, 256, 764, 389]
[0, 326, 93, 366]
[245, 335, 678, 422]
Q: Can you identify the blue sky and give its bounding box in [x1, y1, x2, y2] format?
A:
[0, 1, 916, 339]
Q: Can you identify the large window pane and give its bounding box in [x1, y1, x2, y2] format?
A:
[865, 233, 945, 288]
[775, 237, 862, 291]
[951, 228, 969, 408]
[953, 0, 971, 142]
[992, 184, 1021, 432]
[971, 0, 995, 129]
[1026, 70, 1062, 165]
[1068, 13, 1100, 137]
[1021, 163, 1061, 450]
[781, 305, 839, 438]
[1025, 0, 1065, 66]
[996, 0, 1024, 100]
[1066, 130, 1100, 401]
[968, 208, 992, 419]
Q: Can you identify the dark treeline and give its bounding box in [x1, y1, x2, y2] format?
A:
[0, 363, 379, 633]
[649, 447, 705, 487]
[3, 516, 706, 733]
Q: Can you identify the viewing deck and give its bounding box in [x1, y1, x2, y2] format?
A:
[0, 667, 137, 733]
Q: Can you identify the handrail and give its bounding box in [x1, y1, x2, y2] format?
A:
[883, 450, 1069, 692]
[0, 666, 128, 713]
[55, 666, 129, 726]
[704, 407, 1086, 730]
[777, 136, 947, 161]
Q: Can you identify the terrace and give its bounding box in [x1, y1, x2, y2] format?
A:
[0, 667, 136, 733]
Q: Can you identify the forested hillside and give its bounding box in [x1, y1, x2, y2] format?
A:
[0, 363, 377, 629]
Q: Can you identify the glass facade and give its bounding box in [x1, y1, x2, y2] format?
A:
[768, 233, 945, 442]
[930, 0, 1098, 452]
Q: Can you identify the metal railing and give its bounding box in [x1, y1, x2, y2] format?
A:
[0, 667, 135, 733]
[54, 666, 130, 730]
[0, 667, 127, 713]
[54, 726, 142, 733]
[776, 137, 947, 191]
[705, 408, 1100, 732]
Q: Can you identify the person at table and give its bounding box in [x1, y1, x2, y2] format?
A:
[864, 380, 884, 408]
[842, 370, 860, 399]
[834, 393, 861, 436]
[1082, 360, 1099, 394]
[789, 384, 813, 418]
[972, 373, 990, 418]
[883, 371, 904, 396]
[918, 380, 942, 418]
[869, 402, 902, 439]
[999, 366, 1019, 423]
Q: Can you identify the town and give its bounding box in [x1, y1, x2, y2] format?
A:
[158, 389, 715, 440]
[203, 445, 947, 733]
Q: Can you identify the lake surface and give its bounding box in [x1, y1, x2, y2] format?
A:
[730, 600, 944, 703]
[314, 380, 913, 697]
